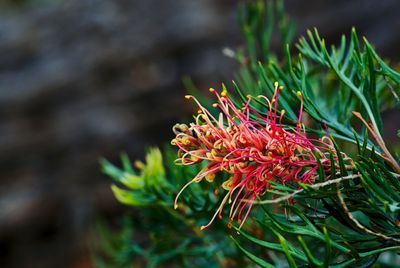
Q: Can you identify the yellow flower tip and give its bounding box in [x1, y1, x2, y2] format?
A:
[201, 114, 207, 120]
[211, 149, 218, 157]
[205, 173, 216, 182]
[214, 188, 220, 196]
[174, 203, 179, 209]
[274, 81, 279, 88]
[134, 160, 145, 170]
[170, 139, 177, 145]
[279, 85, 284, 90]
[296, 91, 302, 97]
[209, 88, 215, 93]
[200, 226, 206, 230]
[184, 95, 191, 99]
[181, 136, 190, 145]
[281, 109, 285, 116]
[246, 94, 252, 99]
[212, 103, 218, 107]
[197, 109, 202, 114]
[192, 177, 201, 183]
[221, 90, 227, 97]
[222, 177, 234, 190]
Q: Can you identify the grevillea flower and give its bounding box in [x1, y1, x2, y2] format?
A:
[171, 83, 348, 230]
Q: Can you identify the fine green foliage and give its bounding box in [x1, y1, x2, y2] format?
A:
[96, 148, 247, 267]
[98, 0, 400, 267]
[229, 1, 400, 266]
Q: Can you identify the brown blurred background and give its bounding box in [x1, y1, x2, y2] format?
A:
[0, 0, 399, 267]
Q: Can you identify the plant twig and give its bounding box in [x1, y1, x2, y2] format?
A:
[244, 174, 361, 205]
[336, 183, 400, 243]
[352, 111, 400, 174]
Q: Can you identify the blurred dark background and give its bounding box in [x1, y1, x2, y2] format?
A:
[0, 0, 399, 267]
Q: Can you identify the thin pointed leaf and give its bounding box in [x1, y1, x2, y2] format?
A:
[230, 236, 275, 268]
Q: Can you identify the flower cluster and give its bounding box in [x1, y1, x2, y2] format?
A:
[171, 83, 346, 230]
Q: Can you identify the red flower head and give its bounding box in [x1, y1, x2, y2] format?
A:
[172, 83, 341, 230]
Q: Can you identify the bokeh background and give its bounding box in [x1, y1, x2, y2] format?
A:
[0, 0, 399, 267]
